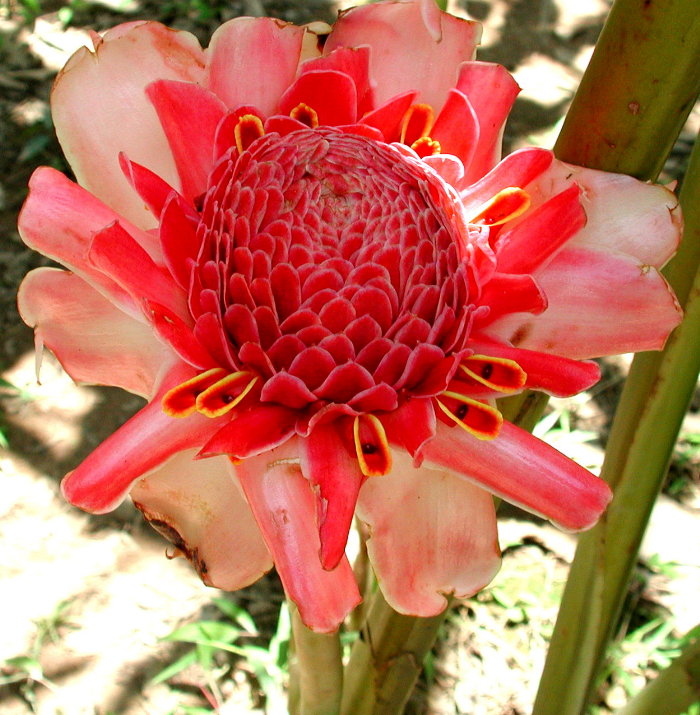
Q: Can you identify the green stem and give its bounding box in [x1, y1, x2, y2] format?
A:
[497, 390, 549, 432]
[288, 604, 343, 715]
[340, 590, 449, 714]
[533, 131, 700, 715]
[552, 0, 700, 176]
[617, 626, 700, 715]
[350, 519, 373, 632]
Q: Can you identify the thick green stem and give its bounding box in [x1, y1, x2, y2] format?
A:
[497, 391, 549, 432]
[533, 133, 700, 715]
[617, 626, 700, 715]
[340, 590, 449, 715]
[289, 605, 343, 715]
[552, 0, 700, 176]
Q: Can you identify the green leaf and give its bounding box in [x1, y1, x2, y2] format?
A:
[151, 650, 198, 684]
[269, 602, 291, 669]
[212, 598, 258, 634]
[164, 621, 242, 645]
[3, 656, 43, 681]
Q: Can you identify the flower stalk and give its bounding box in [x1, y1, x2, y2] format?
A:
[340, 590, 450, 715]
[533, 133, 700, 714]
[289, 604, 343, 715]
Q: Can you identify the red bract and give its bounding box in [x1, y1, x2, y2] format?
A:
[18, 0, 682, 631]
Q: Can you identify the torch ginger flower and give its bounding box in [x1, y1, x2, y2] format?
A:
[18, 0, 682, 632]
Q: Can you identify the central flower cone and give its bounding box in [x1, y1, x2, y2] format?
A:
[191, 128, 470, 416]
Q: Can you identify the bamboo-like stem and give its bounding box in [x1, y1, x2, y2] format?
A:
[288, 604, 343, 715]
[551, 0, 700, 175]
[350, 519, 372, 632]
[340, 590, 450, 714]
[497, 391, 549, 431]
[533, 131, 700, 715]
[616, 626, 700, 715]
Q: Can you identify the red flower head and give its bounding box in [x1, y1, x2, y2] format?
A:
[18, 0, 682, 631]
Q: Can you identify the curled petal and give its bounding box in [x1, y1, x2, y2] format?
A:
[325, 0, 481, 111]
[353, 414, 392, 476]
[298, 422, 365, 571]
[422, 420, 613, 531]
[18, 268, 172, 397]
[235, 441, 362, 633]
[132, 450, 273, 589]
[61, 364, 227, 513]
[205, 16, 305, 115]
[52, 21, 205, 228]
[357, 451, 501, 615]
[488, 246, 683, 359]
[467, 340, 601, 397]
[162, 367, 226, 417]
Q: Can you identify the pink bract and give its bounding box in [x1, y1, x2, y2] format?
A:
[18, 0, 682, 631]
